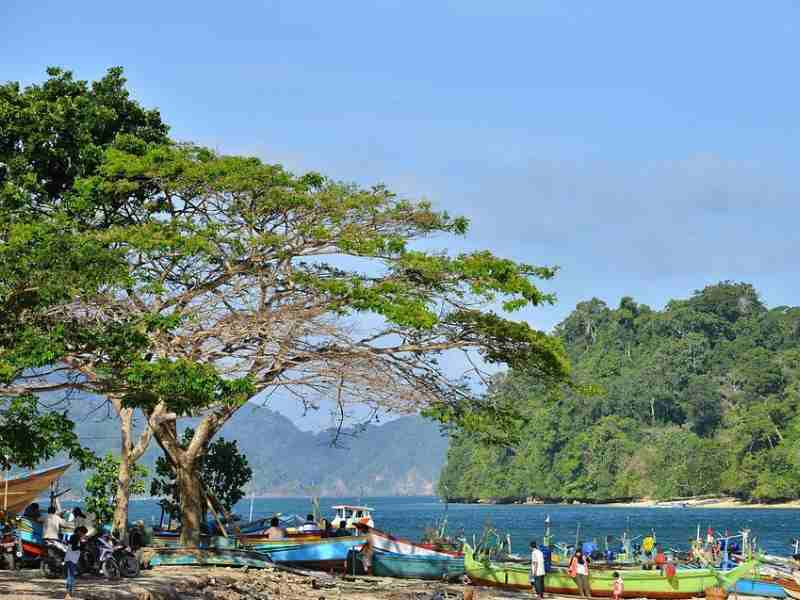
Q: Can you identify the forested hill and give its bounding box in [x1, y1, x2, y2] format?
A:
[49, 406, 448, 498]
[438, 282, 800, 503]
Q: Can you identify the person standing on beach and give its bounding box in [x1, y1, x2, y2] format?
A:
[64, 525, 87, 600]
[612, 571, 624, 600]
[529, 540, 546, 599]
[568, 548, 592, 598]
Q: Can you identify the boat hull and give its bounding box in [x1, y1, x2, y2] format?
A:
[364, 526, 461, 558]
[464, 544, 758, 599]
[759, 576, 800, 600]
[371, 551, 465, 580]
[242, 536, 366, 571]
[147, 547, 273, 568]
[1, 464, 71, 515]
[734, 579, 786, 598]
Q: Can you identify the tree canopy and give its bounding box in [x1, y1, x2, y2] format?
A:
[2, 67, 569, 544]
[439, 282, 800, 503]
[0, 66, 169, 471]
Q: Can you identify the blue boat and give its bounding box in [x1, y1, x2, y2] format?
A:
[732, 579, 787, 598]
[243, 536, 366, 571]
[370, 550, 465, 580]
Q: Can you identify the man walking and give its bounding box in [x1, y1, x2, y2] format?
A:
[530, 540, 546, 599]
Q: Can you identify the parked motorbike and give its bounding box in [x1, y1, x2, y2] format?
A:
[0, 527, 18, 570]
[40, 538, 73, 578]
[85, 533, 139, 579]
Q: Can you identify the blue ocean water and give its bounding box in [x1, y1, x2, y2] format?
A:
[117, 496, 800, 556]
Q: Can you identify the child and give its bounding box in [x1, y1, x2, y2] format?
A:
[612, 571, 624, 600]
[64, 525, 87, 600]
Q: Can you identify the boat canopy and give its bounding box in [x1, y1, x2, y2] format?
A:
[332, 505, 373, 517]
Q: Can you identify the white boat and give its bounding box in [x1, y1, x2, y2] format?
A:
[330, 504, 374, 529]
[363, 525, 460, 557]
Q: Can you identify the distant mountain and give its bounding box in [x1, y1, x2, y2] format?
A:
[44, 402, 448, 498]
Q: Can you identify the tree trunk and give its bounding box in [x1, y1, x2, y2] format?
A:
[110, 401, 152, 542]
[176, 459, 205, 546]
[147, 403, 238, 547]
[113, 453, 131, 539]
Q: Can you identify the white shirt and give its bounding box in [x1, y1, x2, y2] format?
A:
[576, 560, 588, 576]
[40, 514, 66, 540]
[530, 548, 546, 576]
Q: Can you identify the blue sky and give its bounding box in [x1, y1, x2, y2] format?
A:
[3, 1, 799, 428]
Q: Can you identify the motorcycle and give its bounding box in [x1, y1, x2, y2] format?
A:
[40, 538, 74, 578]
[86, 533, 139, 579]
[0, 527, 18, 570]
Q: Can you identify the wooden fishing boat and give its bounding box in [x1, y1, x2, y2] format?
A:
[239, 535, 367, 571]
[146, 546, 273, 568]
[734, 579, 786, 598]
[463, 543, 759, 598]
[361, 525, 461, 557]
[0, 464, 71, 515]
[370, 551, 465, 580]
[758, 576, 800, 600]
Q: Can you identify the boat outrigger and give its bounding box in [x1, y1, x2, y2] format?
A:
[463, 543, 760, 598]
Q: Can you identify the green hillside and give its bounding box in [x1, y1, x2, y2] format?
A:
[42, 405, 448, 498]
[438, 282, 800, 503]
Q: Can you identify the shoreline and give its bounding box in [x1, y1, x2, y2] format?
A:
[603, 497, 800, 510]
[445, 496, 800, 510]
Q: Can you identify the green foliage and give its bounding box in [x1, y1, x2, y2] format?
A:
[0, 394, 95, 470]
[84, 452, 148, 525]
[0, 66, 168, 469]
[440, 282, 800, 503]
[123, 359, 255, 416]
[150, 428, 253, 516]
[4, 67, 568, 526]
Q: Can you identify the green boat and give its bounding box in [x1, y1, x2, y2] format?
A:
[370, 551, 465, 580]
[147, 546, 273, 568]
[464, 544, 759, 598]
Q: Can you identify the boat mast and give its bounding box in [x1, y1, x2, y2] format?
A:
[544, 514, 552, 547]
[248, 484, 255, 523]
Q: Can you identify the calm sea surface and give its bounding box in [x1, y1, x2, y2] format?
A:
[114, 496, 800, 556]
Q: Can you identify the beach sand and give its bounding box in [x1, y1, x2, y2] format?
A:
[0, 564, 528, 600]
[605, 497, 800, 509]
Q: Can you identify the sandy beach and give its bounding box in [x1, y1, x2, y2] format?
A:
[604, 497, 800, 510]
[0, 565, 528, 600]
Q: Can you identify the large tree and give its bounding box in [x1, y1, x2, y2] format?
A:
[0, 67, 168, 534]
[50, 142, 569, 544]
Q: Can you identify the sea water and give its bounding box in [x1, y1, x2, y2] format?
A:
[115, 496, 799, 555]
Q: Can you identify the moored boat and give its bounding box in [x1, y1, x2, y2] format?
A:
[331, 505, 374, 529]
[463, 543, 759, 598]
[734, 578, 786, 598]
[362, 525, 461, 557]
[0, 464, 71, 515]
[758, 576, 800, 600]
[146, 546, 273, 568]
[370, 551, 465, 580]
[240, 535, 366, 571]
